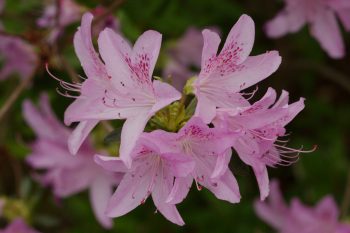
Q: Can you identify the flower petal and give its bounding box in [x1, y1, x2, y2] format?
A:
[132, 30, 162, 80]
[205, 170, 241, 204]
[152, 174, 185, 226]
[94, 154, 128, 173]
[200, 29, 221, 70]
[162, 153, 195, 177]
[251, 163, 269, 200]
[105, 164, 152, 217]
[310, 8, 345, 59]
[98, 28, 134, 90]
[337, 9, 350, 31]
[64, 97, 144, 124]
[214, 51, 281, 93]
[314, 196, 339, 221]
[150, 80, 181, 114]
[194, 94, 217, 124]
[265, 6, 306, 38]
[68, 120, 98, 155]
[73, 13, 109, 80]
[90, 175, 114, 229]
[119, 112, 150, 168]
[166, 177, 193, 205]
[211, 149, 232, 179]
[254, 180, 288, 230]
[220, 14, 255, 65]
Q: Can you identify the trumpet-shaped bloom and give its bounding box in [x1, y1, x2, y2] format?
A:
[193, 14, 281, 124]
[214, 88, 305, 200]
[0, 219, 41, 233]
[95, 136, 195, 225]
[265, 0, 350, 59]
[23, 93, 120, 229]
[146, 117, 240, 205]
[0, 35, 38, 81]
[63, 13, 181, 167]
[254, 180, 350, 233]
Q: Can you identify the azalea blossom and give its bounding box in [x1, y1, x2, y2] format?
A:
[95, 136, 195, 225]
[254, 180, 350, 233]
[62, 12, 181, 167]
[214, 88, 306, 200]
[145, 117, 241, 205]
[192, 14, 282, 124]
[0, 218, 41, 233]
[163, 27, 203, 91]
[23, 93, 120, 229]
[0, 35, 38, 81]
[37, 0, 83, 42]
[265, 0, 350, 59]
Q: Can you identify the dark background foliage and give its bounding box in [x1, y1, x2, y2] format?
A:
[0, 0, 349, 232]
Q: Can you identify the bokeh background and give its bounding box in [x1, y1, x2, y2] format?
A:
[0, 0, 349, 232]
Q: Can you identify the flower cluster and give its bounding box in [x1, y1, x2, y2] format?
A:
[41, 12, 313, 225]
[255, 180, 350, 233]
[265, 0, 350, 59]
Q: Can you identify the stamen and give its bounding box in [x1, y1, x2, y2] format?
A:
[194, 178, 202, 191]
[241, 85, 259, 100]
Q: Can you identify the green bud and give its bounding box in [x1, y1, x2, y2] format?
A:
[1, 197, 30, 222]
[183, 76, 197, 95]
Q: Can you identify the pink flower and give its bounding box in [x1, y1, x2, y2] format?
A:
[254, 180, 350, 233]
[0, 35, 38, 81]
[265, 0, 350, 59]
[63, 13, 181, 167]
[95, 136, 195, 225]
[163, 27, 203, 91]
[23, 93, 121, 229]
[193, 14, 281, 124]
[145, 117, 240, 205]
[37, 0, 82, 42]
[0, 218, 40, 233]
[214, 88, 306, 200]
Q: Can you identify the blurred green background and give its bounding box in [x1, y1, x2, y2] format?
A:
[0, 0, 349, 232]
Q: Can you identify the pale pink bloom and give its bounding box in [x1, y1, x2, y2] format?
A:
[144, 117, 240, 205]
[163, 27, 203, 91]
[37, 0, 82, 42]
[95, 136, 195, 226]
[265, 0, 350, 59]
[63, 13, 181, 167]
[23, 93, 120, 229]
[214, 88, 305, 200]
[0, 35, 38, 80]
[0, 218, 40, 233]
[255, 180, 350, 233]
[193, 14, 281, 124]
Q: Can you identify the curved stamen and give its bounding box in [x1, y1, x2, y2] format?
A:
[56, 88, 82, 99]
[275, 144, 317, 154]
[241, 85, 259, 100]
